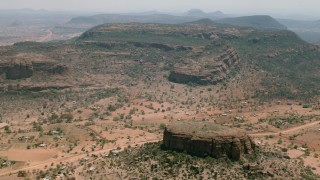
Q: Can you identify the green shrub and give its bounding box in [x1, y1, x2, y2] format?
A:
[17, 171, 27, 177]
[302, 104, 311, 108]
[60, 113, 73, 121]
[159, 123, 166, 130]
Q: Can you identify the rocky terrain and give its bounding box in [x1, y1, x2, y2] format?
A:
[75, 142, 318, 179]
[163, 121, 254, 160]
[0, 22, 317, 99]
[0, 60, 34, 80]
[0, 60, 68, 80]
[168, 47, 240, 84]
[0, 21, 319, 179]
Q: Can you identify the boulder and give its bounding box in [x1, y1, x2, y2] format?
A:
[163, 121, 255, 160]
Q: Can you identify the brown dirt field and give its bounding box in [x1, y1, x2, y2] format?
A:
[295, 124, 320, 151]
[0, 149, 58, 162]
[0, 123, 8, 129]
[304, 156, 320, 174]
[287, 149, 305, 158]
[0, 74, 319, 178]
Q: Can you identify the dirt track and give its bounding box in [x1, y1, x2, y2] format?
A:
[249, 120, 320, 137]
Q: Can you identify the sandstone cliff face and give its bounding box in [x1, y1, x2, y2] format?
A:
[168, 47, 240, 85]
[1, 61, 34, 80]
[132, 42, 192, 52]
[0, 64, 7, 76]
[163, 121, 255, 160]
[0, 60, 69, 80]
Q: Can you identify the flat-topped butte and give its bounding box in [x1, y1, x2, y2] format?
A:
[163, 121, 255, 160]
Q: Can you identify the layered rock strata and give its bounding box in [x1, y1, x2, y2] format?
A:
[168, 47, 240, 84]
[163, 121, 255, 160]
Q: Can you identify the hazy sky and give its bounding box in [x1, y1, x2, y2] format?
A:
[2, 0, 320, 17]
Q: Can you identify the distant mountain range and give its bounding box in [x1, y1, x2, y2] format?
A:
[68, 9, 320, 44]
[186, 9, 226, 19]
[68, 9, 286, 30]
[277, 19, 320, 30]
[68, 13, 200, 25]
[2, 8, 320, 45]
[277, 19, 320, 45]
[68, 9, 228, 26]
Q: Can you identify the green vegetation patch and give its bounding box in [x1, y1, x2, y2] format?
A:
[80, 30, 211, 46]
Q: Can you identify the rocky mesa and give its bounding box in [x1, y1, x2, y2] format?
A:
[163, 121, 255, 160]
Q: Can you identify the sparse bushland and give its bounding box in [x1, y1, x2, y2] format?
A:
[0, 22, 319, 179]
[96, 142, 319, 179]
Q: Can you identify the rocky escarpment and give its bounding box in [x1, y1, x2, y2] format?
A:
[0, 60, 33, 80]
[0, 60, 69, 80]
[132, 42, 193, 51]
[163, 121, 255, 160]
[79, 41, 193, 52]
[168, 47, 240, 84]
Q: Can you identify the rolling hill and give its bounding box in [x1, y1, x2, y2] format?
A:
[68, 9, 227, 26]
[1, 21, 319, 100]
[68, 13, 201, 26]
[216, 15, 287, 29]
[186, 9, 226, 19]
[278, 18, 320, 45]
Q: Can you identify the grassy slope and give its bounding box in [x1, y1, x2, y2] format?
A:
[230, 29, 320, 99]
[216, 15, 287, 30]
[80, 30, 211, 46]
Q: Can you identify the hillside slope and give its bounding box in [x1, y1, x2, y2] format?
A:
[216, 15, 287, 29]
[0, 22, 319, 101]
[68, 13, 201, 26]
[278, 18, 320, 45]
[68, 10, 227, 26]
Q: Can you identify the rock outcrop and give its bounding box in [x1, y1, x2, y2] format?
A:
[163, 121, 255, 160]
[132, 42, 192, 51]
[32, 61, 69, 74]
[168, 47, 240, 84]
[49, 64, 69, 74]
[0, 64, 6, 76]
[0, 61, 33, 80]
[0, 60, 69, 80]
